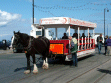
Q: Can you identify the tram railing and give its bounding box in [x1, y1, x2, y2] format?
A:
[77, 37, 95, 52]
[49, 38, 95, 56]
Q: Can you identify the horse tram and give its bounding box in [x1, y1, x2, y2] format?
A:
[12, 17, 96, 74]
[31, 17, 97, 61]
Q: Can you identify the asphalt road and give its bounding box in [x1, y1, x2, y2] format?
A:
[0, 47, 111, 83]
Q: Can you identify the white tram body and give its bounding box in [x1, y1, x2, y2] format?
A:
[32, 17, 97, 61]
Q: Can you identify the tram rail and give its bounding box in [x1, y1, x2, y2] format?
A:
[66, 58, 111, 83]
[1, 57, 109, 83]
[0, 50, 111, 83]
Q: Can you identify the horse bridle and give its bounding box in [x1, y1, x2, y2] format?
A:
[13, 35, 20, 45]
[14, 34, 28, 47]
[14, 34, 42, 55]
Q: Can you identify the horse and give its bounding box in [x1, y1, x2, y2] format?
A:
[12, 31, 50, 74]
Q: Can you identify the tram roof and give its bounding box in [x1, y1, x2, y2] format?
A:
[39, 17, 97, 30]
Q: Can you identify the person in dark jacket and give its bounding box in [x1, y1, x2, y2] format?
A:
[81, 33, 85, 38]
[106, 36, 111, 56]
[62, 33, 68, 39]
[69, 36, 78, 67]
[72, 33, 78, 39]
[96, 34, 103, 54]
[104, 35, 108, 55]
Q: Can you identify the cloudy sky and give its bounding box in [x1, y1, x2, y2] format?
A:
[0, 0, 111, 40]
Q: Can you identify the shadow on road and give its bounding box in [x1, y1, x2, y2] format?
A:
[14, 67, 27, 72]
[14, 64, 43, 72]
[78, 54, 95, 61]
[97, 68, 111, 75]
[14, 54, 95, 72]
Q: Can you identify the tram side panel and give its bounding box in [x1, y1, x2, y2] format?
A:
[49, 39, 95, 60]
[49, 40, 69, 59]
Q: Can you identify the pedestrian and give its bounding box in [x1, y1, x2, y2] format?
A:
[68, 36, 78, 67]
[96, 34, 103, 54]
[104, 35, 108, 55]
[106, 36, 111, 56]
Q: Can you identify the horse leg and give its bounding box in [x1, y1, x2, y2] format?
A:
[24, 54, 31, 74]
[32, 54, 38, 74]
[42, 58, 45, 69]
[45, 57, 49, 69]
[42, 57, 49, 69]
[42, 50, 49, 69]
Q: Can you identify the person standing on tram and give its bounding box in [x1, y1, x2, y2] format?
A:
[88, 33, 91, 38]
[97, 34, 103, 54]
[62, 33, 68, 39]
[69, 36, 78, 67]
[81, 33, 86, 49]
[81, 33, 86, 38]
[72, 33, 78, 39]
[87, 33, 92, 48]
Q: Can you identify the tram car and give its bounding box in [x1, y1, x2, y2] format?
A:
[31, 17, 97, 61]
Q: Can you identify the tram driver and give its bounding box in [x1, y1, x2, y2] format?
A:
[68, 36, 78, 67]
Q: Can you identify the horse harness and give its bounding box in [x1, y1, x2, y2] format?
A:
[24, 37, 34, 53]
[39, 37, 48, 48]
[24, 37, 47, 55]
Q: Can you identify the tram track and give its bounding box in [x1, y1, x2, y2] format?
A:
[93, 73, 107, 83]
[10, 58, 111, 83]
[0, 65, 60, 83]
[1, 52, 111, 83]
[66, 58, 111, 83]
[0, 53, 69, 83]
[9, 63, 67, 83]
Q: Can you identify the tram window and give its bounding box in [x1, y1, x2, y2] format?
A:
[36, 31, 42, 36]
[48, 31, 51, 36]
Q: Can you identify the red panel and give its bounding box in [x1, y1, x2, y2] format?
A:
[49, 39, 95, 55]
[49, 40, 69, 54]
[50, 44, 63, 54]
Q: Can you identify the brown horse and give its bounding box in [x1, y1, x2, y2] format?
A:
[13, 31, 50, 74]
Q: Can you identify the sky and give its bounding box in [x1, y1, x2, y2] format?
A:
[0, 0, 111, 40]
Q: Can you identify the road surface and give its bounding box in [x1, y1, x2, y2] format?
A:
[0, 47, 111, 83]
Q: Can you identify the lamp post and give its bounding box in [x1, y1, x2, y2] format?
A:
[32, 0, 34, 24]
[104, 8, 109, 37]
[107, 24, 108, 36]
[107, 23, 111, 36]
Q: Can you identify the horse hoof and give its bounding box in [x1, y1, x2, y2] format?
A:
[42, 65, 49, 70]
[24, 70, 31, 74]
[33, 70, 38, 74]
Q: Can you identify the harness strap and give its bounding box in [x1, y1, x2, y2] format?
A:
[24, 37, 49, 57]
[25, 37, 43, 55]
[40, 37, 48, 47]
[24, 37, 33, 51]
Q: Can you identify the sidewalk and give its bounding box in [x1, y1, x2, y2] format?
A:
[0, 48, 13, 55]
